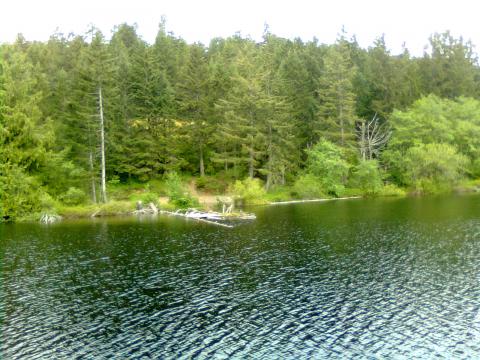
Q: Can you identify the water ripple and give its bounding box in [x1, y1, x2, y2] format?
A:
[2, 196, 480, 358]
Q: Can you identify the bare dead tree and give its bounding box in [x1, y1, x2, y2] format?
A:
[98, 86, 107, 203]
[356, 114, 392, 161]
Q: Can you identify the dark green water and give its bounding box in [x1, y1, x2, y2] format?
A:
[2, 195, 480, 358]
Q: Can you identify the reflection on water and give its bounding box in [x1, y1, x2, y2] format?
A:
[2, 195, 480, 358]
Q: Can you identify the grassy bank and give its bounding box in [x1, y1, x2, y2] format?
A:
[21, 174, 480, 223]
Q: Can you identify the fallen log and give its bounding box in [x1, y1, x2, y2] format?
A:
[158, 208, 256, 227]
[270, 196, 361, 205]
[159, 210, 234, 228]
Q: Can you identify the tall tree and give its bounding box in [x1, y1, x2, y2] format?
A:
[316, 38, 357, 147]
[80, 29, 114, 202]
[0, 42, 54, 219]
[420, 31, 479, 98]
[177, 43, 213, 176]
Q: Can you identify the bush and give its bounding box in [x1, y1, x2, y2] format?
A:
[305, 140, 349, 196]
[469, 158, 480, 178]
[195, 176, 226, 193]
[165, 172, 199, 208]
[402, 143, 468, 194]
[231, 178, 267, 205]
[265, 186, 295, 202]
[379, 184, 406, 197]
[292, 174, 326, 199]
[59, 187, 87, 206]
[0, 164, 43, 221]
[342, 188, 363, 197]
[138, 191, 159, 205]
[350, 160, 383, 196]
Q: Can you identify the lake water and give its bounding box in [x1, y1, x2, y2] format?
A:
[2, 195, 480, 359]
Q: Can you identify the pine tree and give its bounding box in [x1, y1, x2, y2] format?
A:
[317, 38, 357, 147]
[0, 42, 53, 219]
[421, 31, 479, 99]
[215, 41, 262, 179]
[177, 43, 215, 176]
[79, 28, 116, 202]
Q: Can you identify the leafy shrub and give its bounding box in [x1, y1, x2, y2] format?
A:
[292, 174, 326, 199]
[165, 172, 184, 198]
[165, 172, 199, 208]
[305, 140, 349, 196]
[0, 164, 43, 221]
[148, 179, 167, 196]
[107, 175, 120, 186]
[59, 187, 86, 206]
[265, 186, 294, 202]
[231, 178, 267, 205]
[402, 143, 468, 194]
[469, 158, 480, 178]
[350, 160, 383, 196]
[138, 191, 159, 205]
[195, 176, 226, 193]
[342, 188, 363, 197]
[378, 184, 406, 197]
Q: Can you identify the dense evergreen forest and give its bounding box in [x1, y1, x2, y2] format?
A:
[2, 22, 480, 221]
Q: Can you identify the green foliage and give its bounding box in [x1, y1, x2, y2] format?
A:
[56, 201, 133, 218]
[402, 143, 469, 193]
[231, 178, 267, 205]
[4, 27, 480, 221]
[350, 160, 383, 196]
[305, 140, 350, 196]
[292, 174, 326, 199]
[195, 176, 227, 193]
[59, 187, 87, 206]
[165, 172, 199, 208]
[469, 158, 480, 178]
[0, 164, 43, 221]
[387, 95, 480, 157]
[316, 37, 357, 146]
[378, 184, 406, 197]
[264, 186, 295, 202]
[138, 192, 159, 205]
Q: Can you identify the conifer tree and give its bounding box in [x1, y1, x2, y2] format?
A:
[0, 42, 53, 219]
[177, 43, 214, 176]
[317, 38, 357, 147]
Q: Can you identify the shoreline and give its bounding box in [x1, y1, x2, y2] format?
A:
[269, 196, 362, 205]
[14, 188, 480, 224]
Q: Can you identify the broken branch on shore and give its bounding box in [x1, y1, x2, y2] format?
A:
[133, 203, 255, 228]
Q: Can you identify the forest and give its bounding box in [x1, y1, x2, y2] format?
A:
[2, 22, 480, 221]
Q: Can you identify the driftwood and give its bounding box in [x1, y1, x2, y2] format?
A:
[160, 209, 234, 228]
[216, 196, 234, 214]
[270, 196, 361, 205]
[40, 214, 62, 224]
[158, 208, 256, 228]
[133, 202, 159, 215]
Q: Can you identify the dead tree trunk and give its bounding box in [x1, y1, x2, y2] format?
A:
[356, 114, 391, 161]
[99, 87, 107, 203]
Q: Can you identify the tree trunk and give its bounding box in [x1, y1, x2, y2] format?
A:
[199, 146, 205, 177]
[361, 123, 366, 161]
[339, 104, 345, 146]
[89, 151, 97, 204]
[266, 173, 272, 191]
[248, 146, 254, 179]
[99, 87, 107, 203]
